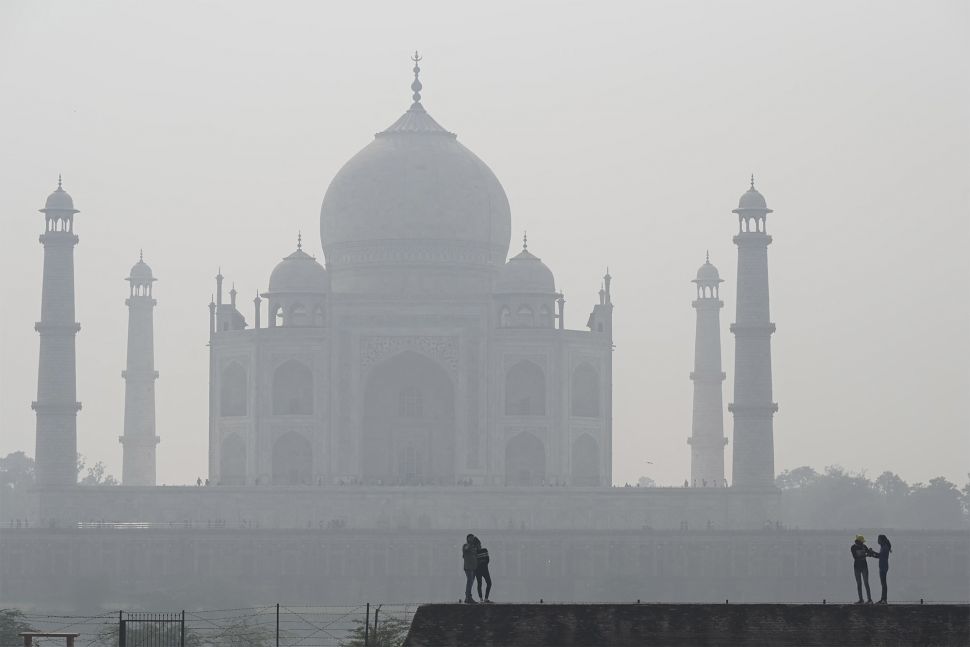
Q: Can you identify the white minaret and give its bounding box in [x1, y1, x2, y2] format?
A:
[33, 177, 82, 487]
[119, 251, 159, 485]
[688, 253, 727, 487]
[729, 176, 778, 489]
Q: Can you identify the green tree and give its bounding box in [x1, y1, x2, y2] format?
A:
[775, 466, 818, 490]
[77, 455, 119, 486]
[0, 609, 35, 647]
[903, 477, 965, 529]
[962, 473, 970, 525]
[339, 616, 410, 647]
[0, 453, 35, 489]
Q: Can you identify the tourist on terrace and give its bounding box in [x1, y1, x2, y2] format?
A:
[871, 534, 892, 604]
[462, 534, 479, 604]
[475, 538, 492, 603]
[850, 535, 875, 604]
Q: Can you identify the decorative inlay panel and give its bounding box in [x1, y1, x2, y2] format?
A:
[359, 335, 459, 377]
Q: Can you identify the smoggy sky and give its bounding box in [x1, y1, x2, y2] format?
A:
[1, 0, 967, 487]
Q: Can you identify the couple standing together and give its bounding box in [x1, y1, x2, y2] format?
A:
[462, 534, 493, 604]
[851, 534, 892, 604]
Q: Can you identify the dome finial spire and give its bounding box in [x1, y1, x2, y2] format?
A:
[297, 231, 302, 250]
[522, 230, 528, 250]
[139, 248, 144, 262]
[57, 174, 63, 190]
[411, 50, 423, 103]
[706, 249, 710, 263]
[750, 173, 755, 190]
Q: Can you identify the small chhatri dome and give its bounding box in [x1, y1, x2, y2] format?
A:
[495, 233, 556, 294]
[268, 236, 328, 293]
[129, 250, 155, 281]
[734, 174, 773, 213]
[693, 251, 722, 284]
[40, 175, 79, 214]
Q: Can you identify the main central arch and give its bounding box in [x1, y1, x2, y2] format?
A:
[362, 351, 456, 485]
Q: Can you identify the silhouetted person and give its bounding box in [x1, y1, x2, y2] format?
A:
[850, 535, 874, 604]
[475, 539, 492, 603]
[462, 534, 479, 603]
[872, 534, 892, 604]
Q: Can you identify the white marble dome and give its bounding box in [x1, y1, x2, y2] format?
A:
[496, 245, 556, 294]
[268, 246, 327, 294]
[319, 101, 512, 272]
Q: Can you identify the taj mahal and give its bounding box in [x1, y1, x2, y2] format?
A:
[3, 57, 843, 609]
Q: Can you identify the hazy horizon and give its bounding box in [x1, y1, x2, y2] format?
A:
[1, 0, 967, 487]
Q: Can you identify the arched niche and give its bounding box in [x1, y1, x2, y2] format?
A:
[362, 351, 455, 485]
[571, 434, 600, 486]
[272, 360, 314, 415]
[220, 434, 246, 486]
[571, 363, 600, 417]
[289, 302, 308, 327]
[499, 306, 511, 328]
[505, 360, 546, 416]
[220, 362, 247, 417]
[272, 431, 313, 485]
[505, 432, 546, 486]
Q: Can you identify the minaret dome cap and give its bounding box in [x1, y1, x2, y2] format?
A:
[128, 259, 155, 282]
[693, 257, 723, 284]
[732, 176, 773, 214]
[40, 177, 79, 214]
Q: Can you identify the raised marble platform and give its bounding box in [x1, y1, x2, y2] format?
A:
[402, 603, 970, 647]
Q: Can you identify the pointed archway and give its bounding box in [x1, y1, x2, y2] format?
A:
[362, 351, 456, 485]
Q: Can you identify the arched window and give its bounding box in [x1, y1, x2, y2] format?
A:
[220, 434, 246, 485]
[517, 305, 534, 328]
[499, 306, 511, 328]
[571, 434, 600, 486]
[398, 386, 423, 418]
[271, 304, 283, 328]
[505, 432, 546, 486]
[571, 364, 600, 417]
[220, 362, 247, 416]
[272, 432, 313, 485]
[272, 360, 314, 415]
[505, 360, 546, 415]
[289, 303, 307, 327]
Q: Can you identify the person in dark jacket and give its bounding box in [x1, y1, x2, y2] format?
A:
[462, 534, 479, 603]
[850, 535, 875, 604]
[871, 534, 892, 604]
[475, 540, 492, 603]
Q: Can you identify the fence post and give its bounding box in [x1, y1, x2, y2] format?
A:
[373, 606, 381, 640]
[119, 611, 126, 647]
[180, 610, 185, 647]
[364, 603, 370, 646]
[276, 603, 280, 647]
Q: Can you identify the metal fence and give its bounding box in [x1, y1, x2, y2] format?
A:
[119, 612, 185, 647]
[7, 605, 417, 647]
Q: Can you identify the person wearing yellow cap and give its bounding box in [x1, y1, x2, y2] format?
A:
[850, 535, 875, 604]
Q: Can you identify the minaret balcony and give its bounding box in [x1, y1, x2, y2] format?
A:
[727, 402, 779, 417]
[34, 322, 81, 333]
[729, 322, 776, 336]
[689, 370, 726, 382]
[31, 401, 82, 413]
[732, 232, 773, 246]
